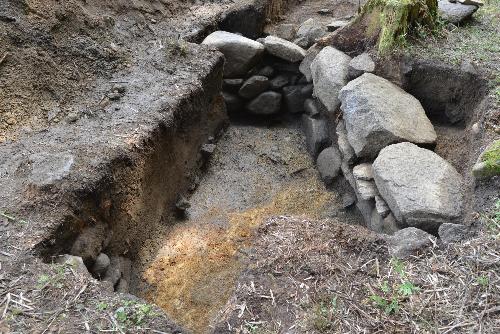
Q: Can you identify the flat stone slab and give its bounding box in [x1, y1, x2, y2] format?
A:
[373, 142, 464, 232]
[339, 73, 437, 159]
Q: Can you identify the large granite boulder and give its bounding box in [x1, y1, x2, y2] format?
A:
[263, 35, 306, 63]
[294, 18, 328, 49]
[299, 45, 321, 82]
[311, 47, 351, 114]
[373, 142, 464, 232]
[339, 73, 437, 159]
[202, 31, 264, 78]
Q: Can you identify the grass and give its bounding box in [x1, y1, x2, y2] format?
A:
[481, 140, 500, 173]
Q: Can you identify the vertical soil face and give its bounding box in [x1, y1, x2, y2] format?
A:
[140, 121, 362, 333]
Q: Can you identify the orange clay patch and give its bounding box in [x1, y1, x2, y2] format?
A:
[143, 176, 335, 333]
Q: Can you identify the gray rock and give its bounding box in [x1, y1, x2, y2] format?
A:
[355, 179, 378, 200]
[56, 255, 90, 276]
[103, 257, 122, 286]
[299, 45, 321, 82]
[356, 198, 375, 225]
[238, 76, 270, 99]
[375, 195, 391, 217]
[269, 75, 290, 90]
[202, 31, 265, 78]
[382, 213, 400, 235]
[373, 142, 464, 232]
[274, 23, 297, 41]
[339, 73, 437, 159]
[342, 192, 356, 208]
[222, 92, 243, 113]
[91, 253, 110, 277]
[304, 98, 321, 117]
[387, 227, 436, 258]
[29, 152, 74, 187]
[293, 36, 309, 49]
[295, 18, 328, 49]
[438, 0, 478, 24]
[353, 163, 374, 181]
[246, 91, 282, 115]
[282, 85, 312, 114]
[327, 20, 349, 32]
[311, 47, 351, 114]
[223, 78, 244, 93]
[302, 115, 331, 158]
[336, 121, 356, 165]
[264, 35, 307, 63]
[316, 147, 342, 184]
[472, 140, 500, 180]
[257, 66, 275, 78]
[371, 211, 400, 235]
[341, 160, 357, 194]
[175, 195, 191, 212]
[348, 53, 375, 80]
[70, 223, 108, 265]
[438, 223, 471, 243]
[201, 143, 217, 158]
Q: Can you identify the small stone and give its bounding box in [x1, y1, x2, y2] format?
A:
[327, 20, 349, 32]
[375, 195, 391, 217]
[382, 214, 400, 235]
[107, 92, 121, 101]
[246, 91, 282, 115]
[342, 192, 356, 208]
[112, 84, 126, 93]
[103, 257, 121, 286]
[317, 8, 333, 15]
[175, 196, 191, 212]
[316, 147, 342, 184]
[356, 198, 375, 225]
[387, 227, 436, 258]
[355, 179, 378, 200]
[302, 115, 330, 158]
[269, 75, 289, 90]
[438, 223, 471, 243]
[348, 53, 375, 80]
[353, 163, 374, 181]
[295, 18, 328, 49]
[471, 122, 480, 135]
[56, 255, 90, 276]
[222, 92, 243, 113]
[6, 118, 16, 125]
[201, 143, 216, 158]
[263, 35, 307, 63]
[223, 79, 244, 93]
[282, 85, 312, 114]
[238, 76, 270, 99]
[257, 66, 276, 78]
[304, 98, 321, 117]
[299, 45, 321, 82]
[336, 120, 356, 165]
[274, 23, 297, 41]
[91, 253, 111, 277]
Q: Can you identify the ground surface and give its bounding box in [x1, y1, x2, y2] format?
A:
[0, 0, 499, 333]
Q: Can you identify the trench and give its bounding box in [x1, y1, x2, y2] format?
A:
[35, 1, 490, 333]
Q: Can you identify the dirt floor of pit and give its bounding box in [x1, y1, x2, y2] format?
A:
[136, 117, 363, 334]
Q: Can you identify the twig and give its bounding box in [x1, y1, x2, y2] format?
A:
[0, 52, 9, 67]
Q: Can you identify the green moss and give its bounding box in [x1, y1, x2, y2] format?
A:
[361, 0, 438, 53]
[482, 140, 500, 174]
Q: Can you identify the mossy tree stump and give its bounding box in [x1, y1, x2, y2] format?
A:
[362, 0, 438, 52]
[321, 0, 438, 53]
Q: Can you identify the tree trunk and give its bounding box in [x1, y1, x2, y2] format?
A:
[320, 0, 438, 54]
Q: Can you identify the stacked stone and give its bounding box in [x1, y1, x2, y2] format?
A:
[202, 17, 467, 241]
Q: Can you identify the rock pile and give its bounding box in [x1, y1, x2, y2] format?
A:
[64, 224, 132, 293]
[203, 16, 469, 245]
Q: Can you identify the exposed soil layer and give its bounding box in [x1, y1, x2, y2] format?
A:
[139, 120, 363, 333]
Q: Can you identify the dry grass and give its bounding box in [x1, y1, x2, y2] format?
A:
[214, 213, 500, 333]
